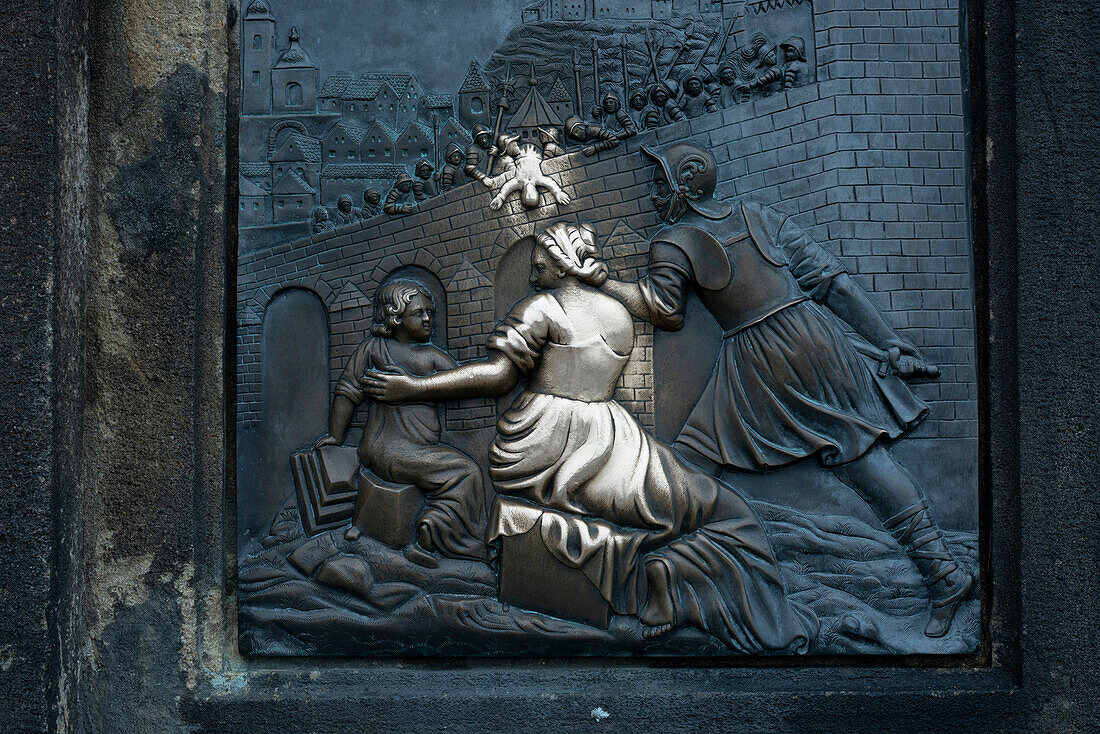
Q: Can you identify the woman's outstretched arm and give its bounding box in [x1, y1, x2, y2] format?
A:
[361, 351, 520, 404]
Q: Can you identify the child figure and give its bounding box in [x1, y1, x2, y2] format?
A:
[315, 279, 487, 562]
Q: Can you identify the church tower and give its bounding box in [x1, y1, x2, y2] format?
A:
[242, 0, 276, 115]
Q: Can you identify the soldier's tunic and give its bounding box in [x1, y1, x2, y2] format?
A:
[638, 202, 928, 470]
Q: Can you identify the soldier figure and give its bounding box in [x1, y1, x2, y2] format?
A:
[333, 194, 359, 227]
[383, 172, 416, 215]
[413, 159, 437, 201]
[599, 89, 637, 140]
[464, 123, 494, 184]
[311, 206, 334, 234]
[628, 88, 649, 130]
[681, 73, 717, 118]
[565, 115, 619, 157]
[600, 141, 973, 639]
[644, 80, 685, 129]
[538, 126, 566, 159]
[716, 61, 740, 108]
[361, 187, 382, 219]
[439, 143, 465, 192]
[740, 45, 784, 96]
[780, 36, 807, 89]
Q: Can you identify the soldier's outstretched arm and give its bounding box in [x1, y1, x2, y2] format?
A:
[602, 278, 656, 323]
[825, 273, 922, 357]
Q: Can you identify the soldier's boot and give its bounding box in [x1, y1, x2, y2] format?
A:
[884, 499, 975, 638]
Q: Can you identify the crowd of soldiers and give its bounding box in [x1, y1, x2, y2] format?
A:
[569, 33, 807, 157]
[312, 32, 806, 231]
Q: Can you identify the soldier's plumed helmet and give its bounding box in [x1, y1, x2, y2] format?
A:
[780, 36, 806, 62]
[641, 140, 732, 221]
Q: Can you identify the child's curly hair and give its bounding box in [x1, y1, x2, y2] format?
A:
[371, 279, 434, 337]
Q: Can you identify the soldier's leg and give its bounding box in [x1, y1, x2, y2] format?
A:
[832, 443, 973, 637]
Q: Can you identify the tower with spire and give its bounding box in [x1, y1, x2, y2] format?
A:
[271, 26, 319, 113]
[242, 0, 276, 114]
[456, 60, 492, 131]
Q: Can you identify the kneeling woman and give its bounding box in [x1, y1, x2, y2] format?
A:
[364, 222, 817, 653]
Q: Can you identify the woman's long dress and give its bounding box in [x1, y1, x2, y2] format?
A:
[485, 290, 817, 653]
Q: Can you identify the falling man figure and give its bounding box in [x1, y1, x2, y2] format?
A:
[314, 279, 488, 563]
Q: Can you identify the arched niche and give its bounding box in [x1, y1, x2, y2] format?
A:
[379, 265, 448, 350]
[243, 288, 330, 541]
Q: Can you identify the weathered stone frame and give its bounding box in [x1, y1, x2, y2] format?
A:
[5, 0, 1100, 730]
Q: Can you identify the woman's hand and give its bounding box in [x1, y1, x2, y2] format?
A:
[360, 370, 422, 404]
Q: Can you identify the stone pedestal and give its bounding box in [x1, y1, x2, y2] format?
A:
[493, 498, 615, 629]
[352, 469, 425, 548]
[291, 444, 360, 535]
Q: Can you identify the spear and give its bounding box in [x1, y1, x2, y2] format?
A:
[645, 27, 660, 87]
[487, 61, 513, 176]
[714, 12, 738, 64]
[620, 35, 630, 100]
[692, 26, 720, 73]
[432, 113, 439, 180]
[591, 37, 600, 113]
[662, 20, 696, 82]
[572, 48, 583, 117]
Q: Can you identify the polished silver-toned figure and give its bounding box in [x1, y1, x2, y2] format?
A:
[366, 222, 818, 653]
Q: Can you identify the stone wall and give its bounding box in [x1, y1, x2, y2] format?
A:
[238, 0, 974, 448]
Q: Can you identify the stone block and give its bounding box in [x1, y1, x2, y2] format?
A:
[351, 468, 425, 548]
[494, 498, 613, 629]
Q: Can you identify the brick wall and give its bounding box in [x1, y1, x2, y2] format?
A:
[238, 0, 973, 443]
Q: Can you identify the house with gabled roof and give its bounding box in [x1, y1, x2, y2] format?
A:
[338, 77, 383, 124]
[271, 170, 315, 223]
[457, 60, 492, 131]
[269, 132, 321, 190]
[438, 117, 472, 149]
[317, 73, 353, 112]
[239, 176, 269, 227]
[363, 73, 424, 127]
[395, 121, 435, 165]
[360, 119, 397, 162]
[323, 121, 368, 165]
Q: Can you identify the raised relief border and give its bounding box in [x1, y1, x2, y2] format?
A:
[237, 0, 978, 657]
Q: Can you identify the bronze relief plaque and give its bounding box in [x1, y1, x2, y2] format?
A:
[236, 0, 979, 657]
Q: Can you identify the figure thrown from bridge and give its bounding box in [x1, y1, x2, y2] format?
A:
[482, 132, 570, 210]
